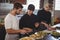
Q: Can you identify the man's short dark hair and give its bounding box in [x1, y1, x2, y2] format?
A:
[13, 2, 23, 9]
[28, 4, 35, 11]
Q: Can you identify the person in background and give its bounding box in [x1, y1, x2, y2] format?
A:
[0, 25, 6, 40]
[4, 2, 27, 40]
[37, 3, 52, 30]
[19, 4, 38, 37]
[54, 17, 60, 25]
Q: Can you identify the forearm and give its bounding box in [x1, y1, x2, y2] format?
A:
[43, 23, 50, 28]
[23, 28, 33, 32]
[41, 22, 50, 28]
[6, 29, 21, 34]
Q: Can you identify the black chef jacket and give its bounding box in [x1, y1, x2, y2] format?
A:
[37, 9, 51, 25]
[19, 14, 38, 29]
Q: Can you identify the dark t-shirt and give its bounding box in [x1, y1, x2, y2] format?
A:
[19, 14, 38, 29]
[37, 9, 51, 25]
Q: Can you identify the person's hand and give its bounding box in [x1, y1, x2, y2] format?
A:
[47, 27, 52, 31]
[34, 22, 39, 27]
[23, 28, 32, 33]
[48, 27, 56, 31]
[20, 29, 27, 34]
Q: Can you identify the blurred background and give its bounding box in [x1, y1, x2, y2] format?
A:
[0, 0, 60, 25]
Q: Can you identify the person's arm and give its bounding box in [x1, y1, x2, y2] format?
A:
[41, 22, 51, 29]
[41, 22, 56, 31]
[6, 29, 27, 34]
[4, 17, 27, 34]
[6, 29, 21, 34]
[23, 28, 33, 33]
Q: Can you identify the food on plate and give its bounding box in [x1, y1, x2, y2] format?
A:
[19, 37, 34, 40]
[52, 31, 60, 37]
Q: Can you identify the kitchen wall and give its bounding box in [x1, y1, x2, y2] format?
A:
[54, 10, 60, 18]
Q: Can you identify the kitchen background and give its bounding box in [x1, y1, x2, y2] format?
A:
[0, 0, 60, 25]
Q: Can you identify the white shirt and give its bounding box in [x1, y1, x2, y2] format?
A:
[4, 13, 19, 40]
[4, 13, 19, 30]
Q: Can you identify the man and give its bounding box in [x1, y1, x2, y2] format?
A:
[19, 4, 38, 37]
[4, 2, 27, 40]
[37, 3, 52, 30]
[37, 3, 51, 25]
